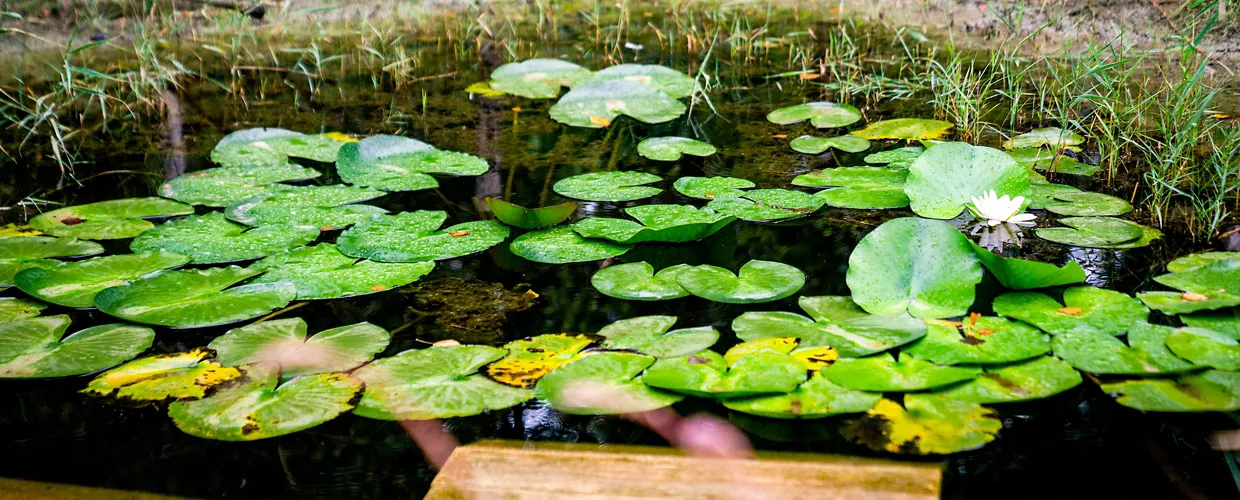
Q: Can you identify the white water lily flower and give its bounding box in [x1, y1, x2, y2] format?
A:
[968, 190, 1036, 227]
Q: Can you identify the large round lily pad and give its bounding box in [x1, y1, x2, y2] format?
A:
[82, 348, 244, 402]
[794, 167, 909, 209]
[549, 79, 686, 128]
[1003, 127, 1085, 150]
[586, 64, 695, 98]
[489, 59, 592, 98]
[15, 251, 191, 308]
[337, 211, 508, 263]
[336, 136, 489, 192]
[932, 356, 1082, 404]
[851, 119, 953, 141]
[29, 198, 193, 240]
[510, 226, 631, 264]
[353, 345, 534, 420]
[1101, 370, 1240, 412]
[1035, 217, 1150, 248]
[672, 176, 755, 200]
[1044, 191, 1132, 217]
[534, 351, 683, 415]
[211, 128, 348, 167]
[846, 217, 982, 318]
[596, 315, 719, 358]
[552, 171, 663, 202]
[732, 296, 927, 357]
[94, 267, 296, 328]
[158, 164, 321, 207]
[675, 260, 803, 304]
[970, 242, 1086, 290]
[225, 185, 387, 230]
[904, 142, 1030, 219]
[992, 286, 1148, 336]
[208, 318, 390, 378]
[841, 395, 1001, 455]
[789, 135, 871, 154]
[642, 348, 806, 398]
[822, 353, 981, 392]
[766, 102, 862, 128]
[591, 262, 690, 301]
[903, 317, 1050, 365]
[722, 372, 881, 419]
[130, 212, 319, 265]
[0, 297, 45, 322]
[573, 205, 734, 244]
[636, 136, 716, 161]
[484, 198, 577, 229]
[484, 334, 594, 388]
[706, 188, 827, 221]
[1050, 322, 1195, 375]
[248, 244, 434, 300]
[0, 315, 154, 379]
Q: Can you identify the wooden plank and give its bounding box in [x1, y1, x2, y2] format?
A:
[0, 478, 192, 500]
[426, 439, 942, 499]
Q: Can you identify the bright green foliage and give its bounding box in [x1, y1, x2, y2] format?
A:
[865, 146, 923, 168]
[211, 128, 348, 167]
[904, 142, 1030, 219]
[208, 318, 390, 378]
[549, 80, 686, 127]
[1181, 310, 1240, 338]
[510, 226, 631, 263]
[1139, 259, 1240, 314]
[2, 237, 104, 291]
[1044, 191, 1133, 216]
[903, 317, 1050, 365]
[596, 315, 719, 358]
[1165, 327, 1240, 370]
[489, 59, 592, 98]
[1003, 127, 1085, 150]
[846, 217, 982, 318]
[158, 164, 321, 207]
[0, 315, 154, 378]
[552, 171, 663, 201]
[1138, 292, 1240, 315]
[841, 395, 1001, 455]
[1036, 217, 1158, 248]
[993, 286, 1149, 336]
[572, 205, 734, 244]
[789, 135, 871, 154]
[851, 118, 953, 140]
[336, 136, 489, 192]
[722, 372, 881, 419]
[131, 212, 319, 265]
[225, 185, 387, 229]
[795, 167, 909, 209]
[1168, 252, 1240, 273]
[534, 351, 683, 414]
[94, 267, 296, 328]
[1008, 148, 1099, 176]
[1101, 370, 1240, 412]
[337, 211, 509, 263]
[970, 243, 1086, 290]
[81, 348, 243, 401]
[673, 176, 755, 200]
[485, 198, 577, 229]
[642, 349, 807, 398]
[637, 136, 716, 161]
[248, 244, 435, 300]
[1051, 322, 1195, 375]
[591, 263, 690, 301]
[0, 297, 45, 321]
[932, 356, 1082, 404]
[1026, 183, 1082, 209]
[29, 198, 193, 240]
[822, 353, 981, 392]
[585, 64, 695, 98]
[675, 260, 804, 304]
[15, 251, 191, 308]
[353, 345, 533, 420]
[766, 102, 863, 128]
[706, 188, 827, 221]
[732, 296, 927, 357]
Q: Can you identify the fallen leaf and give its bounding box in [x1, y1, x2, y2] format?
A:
[589, 115, 612, 127]
[449, 230, 470, 237]
[370, 285, 387, 291]
[798, 73, 822, 80]
[968, 312, 980, 327]
[772, 134, 788, 139]
[1057, 307, 1084, 315]
[1181, 291, 1210, 302]
[512, 107, 522, 112]
[433, 339, 461, 347]
[978, 328, 995, 335]
[524, 289, 540, 299]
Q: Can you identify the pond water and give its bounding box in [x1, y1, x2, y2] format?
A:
[1, 15, 1236, 500]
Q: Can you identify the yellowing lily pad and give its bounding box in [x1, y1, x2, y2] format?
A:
[83, 348, 244, 402]
[484, 334, 594, 388]
[851, 118, 953, 141]
[841, 395, 1001, 454]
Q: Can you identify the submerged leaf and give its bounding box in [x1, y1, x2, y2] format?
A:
[552, 171, 663, 202]
[208, 318, 390, 378]
[0, 315, 154, 379]
[864, 146, 924, 168]
[636, 136, 716, 161]
[29, 198, 193, 240]
[353, 345, 533, 420]
[1008, 148, 1099, 176]
[534, 351, 683, 414]
[94, 267, 295, 328]
[337, 211, 508, 263]
[1044, 191, 1132, 217]
[131, 212, 319, 265]
[1003, 127, 1085, 150]
[846, 217, 982, 318]
[510, 226, 631, 264]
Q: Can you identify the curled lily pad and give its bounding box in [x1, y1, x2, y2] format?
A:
[732, 296, 927, 357]
[865, 146, 923, 168]
[1003, 127, 1085, 150]
[642, 348, 807, 398]
[573, 205, 734, 244]
[337, 211, 508, 263]
[82, 348, 244, 401]
[510, 226, 631, 264]
[353, 345, 533, 420]
[597, 315, 719, 358]
[489, 59, 592, 98]
[789, 135, 871, 154]
[586, 64, 695, 98]
[158, 164, 321, 207]
[549, 80, 686, 127]
[1101, 370, 1240, 412]
[766, 102, 862, 128]
[1051, 322, 1194, 375]
[993, 287, 1148, 336]
[932, 356, 1082, 404]
[484, 198, 577, 229]
[1181, 310, 1240, 338]
[225, 185, 387, 229]
[552, 171, 662, 202]
[169, 362, 362, 441]
[130, 212, 319, 265]
[1008, 148, 1099, 176]
[1044, 191, 1132, 217]
[29, 198, 193, 240]
[903, 317, 1049, 365]
[969, 243, 1086, 290]
[1165, 327, 1240, 370]
[591, 262, 690, 301]
[0, 315, 154, 379]
[1139, 259, 1240, 314]
[841, 395, 1001, 455]
[15, 251, 191, 308]
[795, 167, 909, 210]
[534, 351, 683, 414]
[851, 119, 953, 141]
[822, 353, 981, 392]
[1027, 183, 1082, 209]
[211, 128, 349, 167]
[706, 188, 826, 221]
[905, 142, 1030, 219]
[0, 297, 45, 321]
[675, 260, 803, 304]
[248, 243, 434, 300]
[672, 176, 755, 200]
[464, 81, 506, 97]
[1035, 217, 1151, 248]
[637, 137, 716, 161]
[94, 267, 296, 328]
[1, 236, 103, 289]
[337, 136, 489, 192]
[847, 217, 982, 318]
[722, 372, 880, 419]
[484, 334, 594, 388]
[208, 318, 390, 378]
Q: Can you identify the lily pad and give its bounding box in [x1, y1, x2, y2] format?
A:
[484, 198, 577, 229]
[336, 136, 489, 192]
[587, 64, 696, 98]
[14, 251, 191, 308]
[1044, 191, 1132, 217]
[932, 356, 1082, 404]
[846, 217, 982, 318]
[675, 260, 803, 304]
[1139, 259, 1240, 314]
[353, 345, 534, 420]
[573, 205, 734, 244]
[465, 81, 506, 97]
[534, 351, 683, 414]
[509, 226, 631, 264]
[672, 176, 755, 200]
[591, 262, 690, 301]
[130, 212, 319, 265]
[706, 188, 827, 221]
[1, 236, 103, 289]
[1181, 310, 1240, 338]
[1035, 217, 1149, 248]
[722, 372, 881, 419]
[225, 185, 387, 229]
[1003, 127, 1085, 150]
[841, 395, 1001, 454]
[1137, 292, 1240, 315]
[158, 164, 322, 207]
[789, 135, 871, 154]
[596, 315, 719, 358]
[905, 142, 1030, 219]
[642, 348, 807, 398]
[552, 171, 663, 202]
[0, 315, 154, 379]
[1168, 252, 1240, 273]
[903, 317, 1050, 365]
[337, 211, 508, 263]
[549, 79, 686, 127]
[637, 137, 716, 161]
[0, 297, 45, 322]
[1027, 183, 1083, 209]
[795, 167, 909, 210]
[489, 59, 592, 98]
[970, 243, 1086, 290]
[851, 118, 953, 141]
[1165, 327, 1240, 370]
[82, 348, 244, 401]
[766, 102, 863, 128]
[993, 287, 1148, 336]
[94, 266, 296, 328]
[1100, 370, 1240, 412]
[1051, 322, 1195, 375]
[248, 243, 434, 300]
[865, 146, 924, 168]
[484, 334, 595, 388]
[1008, 148, 1099, 176]
[822, 353, 981, 392]
[732, 296, 927, 357]
[208, 318, 390, 378]
[211, 128, 348, 167]
[169, 362, 362, 441]
[29, 198, 194, 240]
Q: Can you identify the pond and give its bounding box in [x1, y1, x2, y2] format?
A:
[2, 9, 1238, 499]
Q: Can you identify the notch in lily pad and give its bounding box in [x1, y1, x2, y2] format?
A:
[706, 188, 827, 222]
[0, 315, 154, 379]
[1050, 322, 1194, 375]
[672, 176, 755, 200]
[573, 204, 734, 244]
[553, 171, 663, 202]
[337, 135, 490, 192]
[595, 315, 719, 358]
[766, 102, 862, 128]
[353, 345, 534, 420]
[208, 318, 391, 378]
[94, 266, 296, 328]
[637, 137, 716, 161]
[732, 296, 927, 357]
[484, 198, 577, 229]
[847, 217, 982, 318]
[675, 260, 804, 304]
[969, 242, 1086, 290]
[29, 198, 194, 240]
[337, 210, 509, 263]
[549, 79, 686, 128]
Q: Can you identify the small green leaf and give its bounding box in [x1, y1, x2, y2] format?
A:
[732, 296, 927, 357]
[643, 348, 807, 398]
[596, 315, 719, 358]
[485, 198, 577, 229]
[672, 176, 754, 200]
[572, 205, 734, 244]
[591, 262, 690, 301]
[534, 351, 683, 414]
[675, 260, 804, 304]
[552, 171, 663, 202]
[766, 102, 863, 128]
[509, 226, 631, 264]
[637, 136, 716, 161]
[789, 135, 871, 154]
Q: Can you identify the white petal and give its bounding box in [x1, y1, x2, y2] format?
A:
[1009, 213, 1037, 223]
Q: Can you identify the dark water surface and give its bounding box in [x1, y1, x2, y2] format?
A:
[1, 17, 1236, 499]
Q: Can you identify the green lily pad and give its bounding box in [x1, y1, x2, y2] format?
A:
[789, 135, 871, 154]
[248, 243, 434, 300]
[1035, 217, 1150, 248]
[642, 348, 807, 398]
[29, 198, 194, 240]
[225, 185, 387, 229]
[1100, 370, 1240, 412]
[675, 260, 803, 304]
[993, 287, 1148, 336]
[706, 188, 827, 221]
[1181, 310, 1240, 338]
[158, 164, 322, 207]
[211, 128, 348, 167]
[846, 217, 982, 318]
[766, 102, 863, 128]
[841, 395, 1001, 454]
[208, 318, 390, 378]
[1143, 259, 1240, 314]
[1104, 223, 1164, 249]
[552, 171, 663, 202]
[822, 353, 981, 392]
[353, 345, 534, 420]
[1003, 127, 1085, 150]
[336, 211, 508, 263]
[1008, 148, 1099, 176]
[14, 251, 191, 308]
[336, 136, 489, 192]
[732, 296, 927, 357]
[0, 315, 154, 379]
[1, 236, 103, 290]
[1027, 183, 1083, 209]
[1168, 252, 1240, 273]
[82, 348, 244, 401]
[1051, 322, 1195, 374]
[970, 243, 1086, 290]
[94, 266, 296, 328]
[484, 198, 577, 229]
[903, 317, 1050, 365]
[130, 212, 318, 265]
[636, 136, 716, 161]
[931, 356, 1082, 404]
[591, 262, 690, 301]
[722, 372, 881, 419]
[0, 297, 45, 321]
[1044, 191, 1132, 217]
[865, 146, 924, 168]
[905, 142, 1030, 219]
[596, 315, 719, 358]
[1137, 292, 1240, 315]
[509, 226, 631, 264]
[851, 119, 953, 141]
[169, 362, 362, 441]
[573, 205, 734, 244]
[534, 351, 683, 414]
[483, 334, 595, 388]
[1165, 327, 1240, 370]
[549, 80, 687, 127]
[586, 64, 696, 98]
[794, 167, 909, 210]
[489, 59, 592, 98]
[672, 176, 754, 200]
